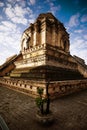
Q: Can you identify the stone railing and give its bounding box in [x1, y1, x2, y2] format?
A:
[0, 77, 87, 99]
[22, 43, 46, 54]
[78, 64, 87, 78]
[14, 55, 46, 69]
[0, 78, 46, 98]
[48, 79, 87, 99]
[73, 56, 87, 78]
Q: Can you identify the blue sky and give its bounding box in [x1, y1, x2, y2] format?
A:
[0, 0, 87, 65]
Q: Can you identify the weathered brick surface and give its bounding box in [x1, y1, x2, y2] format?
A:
[0, 77, 87, 99]
[0, 85, 87, 130]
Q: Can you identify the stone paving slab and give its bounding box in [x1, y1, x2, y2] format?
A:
[0, 85, 87, 130]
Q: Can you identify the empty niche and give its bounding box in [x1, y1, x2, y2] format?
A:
[30, 85, 32, 89]
[24, 84, 27, 88]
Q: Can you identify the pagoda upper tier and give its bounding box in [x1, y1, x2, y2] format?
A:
[21, 13, 70, 53]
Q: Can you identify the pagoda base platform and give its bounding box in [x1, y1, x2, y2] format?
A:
[0, 77, 87, 99]
[10, 65, 84, 81]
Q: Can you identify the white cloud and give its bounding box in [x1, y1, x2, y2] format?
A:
[71, 48, 87, 65]
[0, 32, 21, 65]
[0, 19, 21, 65]
[14, 5, 28, 17]
[0, 26, 21, 49]
[7, 0, 22, 3]
[1, 21, 16, 30]
[0, 16, 3, 20]
[67, 13, 87, 64]
[49, 2, 61, 15]
[78, 50, 87, 64]
[83, 35, 87, 41]
[81, 15, 87, 22]
[0, 24, 12, 32]
[74, 29, 83, 33]
[12, 17, 28, 25]
[0, 1, 4, 7]
[4, 4, 15, 18]
[4, 4, 33, 25]
[45, 1, 61, 15]
[71, 38, 84, 50]
[68, 13, 80, 27]
[70, 36, 87, 64]
[0, 1, 35, 65]
[7, 0, 13, 2]
[30, 0, 36, 5]
[0, 48, 18, 65]
[7, 0, 26, 7]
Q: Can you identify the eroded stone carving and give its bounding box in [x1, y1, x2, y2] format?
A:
[21, 32, 31, 51]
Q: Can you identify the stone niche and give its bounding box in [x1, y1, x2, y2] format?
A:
[10, 13, 87, 81]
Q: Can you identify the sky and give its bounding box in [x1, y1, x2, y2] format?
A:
[0, 0, 87, 65]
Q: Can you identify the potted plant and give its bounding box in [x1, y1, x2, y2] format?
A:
[35, 81, 54, 124]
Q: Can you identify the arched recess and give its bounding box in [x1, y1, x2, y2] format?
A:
[21, 33, 31, 51]
[63, 39, 69, 52]
[60, 35, 70, 53]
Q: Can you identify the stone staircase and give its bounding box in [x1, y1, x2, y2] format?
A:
[73, 56, 87, 78]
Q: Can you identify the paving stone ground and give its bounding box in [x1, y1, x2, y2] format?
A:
[0, 85, 87, 130]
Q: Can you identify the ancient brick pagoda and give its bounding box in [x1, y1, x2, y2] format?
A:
[0, 13, 87, 98]
[10, 13, 86, 81]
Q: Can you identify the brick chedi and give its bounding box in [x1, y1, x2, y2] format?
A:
[10, 13, 87, 81]
[0, 13, 87, 99]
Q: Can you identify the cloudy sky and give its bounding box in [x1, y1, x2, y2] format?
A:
[0, 0, 87, 65]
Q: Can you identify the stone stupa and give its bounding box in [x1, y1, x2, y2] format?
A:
[10, 13, 87, 81]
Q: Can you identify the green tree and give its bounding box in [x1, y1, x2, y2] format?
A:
[36, 81, 50, 115]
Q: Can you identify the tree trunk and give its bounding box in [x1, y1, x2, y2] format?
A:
[46, 81, 50, 114]
[46, 95, 50, 114]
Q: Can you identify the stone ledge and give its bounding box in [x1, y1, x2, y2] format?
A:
[0, 77, 87, 99]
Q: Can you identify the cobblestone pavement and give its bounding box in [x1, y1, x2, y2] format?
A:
[0, 85, 87, 130]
